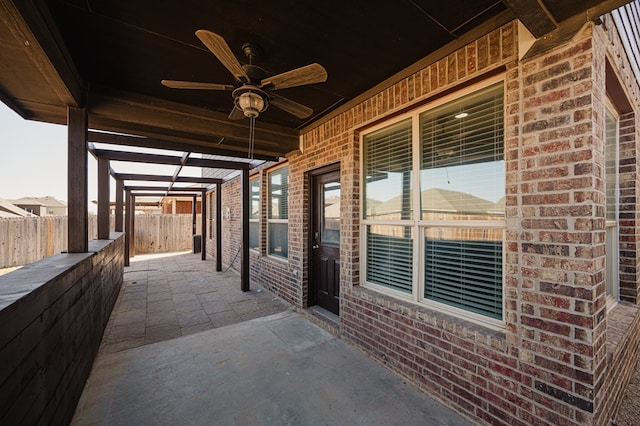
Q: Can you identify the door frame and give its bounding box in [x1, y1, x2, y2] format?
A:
[307, 162, 341, 309]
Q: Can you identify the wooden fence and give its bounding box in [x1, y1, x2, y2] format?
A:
[0, 214, 201, 268]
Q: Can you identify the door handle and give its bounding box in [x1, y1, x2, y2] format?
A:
[312, 244, 319, 249]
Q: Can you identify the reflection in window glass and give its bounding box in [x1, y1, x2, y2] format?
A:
[420, 83, 504, 221]
[322, 183, 340, 245]
[269, 166, 288, 220]
[268, 165, 288, 258]
[363, 119, 412, 221]
[268, 222, 288, 258]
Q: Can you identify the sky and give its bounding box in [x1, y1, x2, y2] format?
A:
[0, 102, 202, 214]
[0, 102, 72, 203]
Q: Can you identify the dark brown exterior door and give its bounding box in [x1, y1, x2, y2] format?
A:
[312, 168, 340, 315]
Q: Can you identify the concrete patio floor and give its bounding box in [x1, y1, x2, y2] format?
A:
[71, 252, 473, 425]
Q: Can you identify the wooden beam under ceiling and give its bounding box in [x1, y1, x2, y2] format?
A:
[501, 0, 557, 38]
[88, 86, 299, 157]
[523, 0, 633, 59]
[1, 0, 83, 107]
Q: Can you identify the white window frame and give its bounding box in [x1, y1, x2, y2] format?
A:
[605, 100, 620, 310]
[360, 75, 506, 329]
[267, 163, 289, 260]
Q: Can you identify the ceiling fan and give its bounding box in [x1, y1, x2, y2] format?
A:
[161, 30, 328, 120]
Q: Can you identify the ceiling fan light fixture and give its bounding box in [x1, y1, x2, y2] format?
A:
[237, 91, 267, 118]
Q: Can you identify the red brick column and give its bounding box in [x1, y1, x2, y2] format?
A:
[513, 24, 606, 424]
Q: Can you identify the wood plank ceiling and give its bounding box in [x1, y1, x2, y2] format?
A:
[0, 0, 632, 163]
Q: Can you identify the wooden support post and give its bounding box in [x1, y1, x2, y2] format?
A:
[241, 169, 250, 291]
[192, 195, 197, 235]
[124, 189, 131, 266]
[97, 157, 110, 239]
[201, 191, 207, 260]
[130, 194, 136, 258]
[67, 107, 88, 253]
[115, 179, 124, 232]
[216, 183, 222, 272]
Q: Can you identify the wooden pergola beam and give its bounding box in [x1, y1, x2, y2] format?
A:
[169, 152, 190, 192]
[87, 131, 279, 162]
[125, 185, 207, 192]
[128, 192, 201, 197]
[112, 173, 222, 184]
[89, 147, 254, 169]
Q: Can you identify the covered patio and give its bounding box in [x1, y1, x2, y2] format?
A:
[71, 251, 472, 425]
[1, 0, 639, 425]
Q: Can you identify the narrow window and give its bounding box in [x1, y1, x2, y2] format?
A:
[605, 104, 620, 306]
[249, 175, 260, 250]
[268, 165, 289, 258]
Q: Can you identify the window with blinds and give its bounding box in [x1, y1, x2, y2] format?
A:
[250, 176, 260, 250]
[420, 83, 504, 320]
[268, 165, 288, 258]
[363, 119, 413, 292]
[361, 79, 505, 324]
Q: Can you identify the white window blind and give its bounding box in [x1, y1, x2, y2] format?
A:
[363, 119, 413, 292]
[366, 225, 413, 293]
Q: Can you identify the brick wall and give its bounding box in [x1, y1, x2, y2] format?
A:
[0, 233, 124, 424]
[213, 17, 640, 425]
[514, 22, 607, 425]
[593, 15, 640, 425]
[161, 199, 202, 214]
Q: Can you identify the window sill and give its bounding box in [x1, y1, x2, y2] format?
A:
[352, 285, 507, 352]
[361, 281, 504, 331]
[606, 301, 640, 359]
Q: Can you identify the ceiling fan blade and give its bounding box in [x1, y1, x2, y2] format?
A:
[161, 80, 234, 91]
[228, 106, 246, 120]
[269, 93, 313, 119]
[195, 30, 249, 83]
[261, 63, 327, 90]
